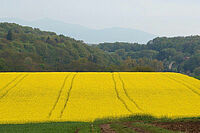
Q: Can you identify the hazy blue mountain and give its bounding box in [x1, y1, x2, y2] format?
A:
[0, 18, 156, 44]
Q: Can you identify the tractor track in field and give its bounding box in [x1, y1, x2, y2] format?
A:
[48, 73, 71, 118]
[0, 74, 22, 93]
[111, 73, 133, 114]
[0, 74, 28, 99]
[118, 73, 143, 112]
[165, 75, 200, 97]
[59, 73, 77, 118]
[175, 76, 200, 91]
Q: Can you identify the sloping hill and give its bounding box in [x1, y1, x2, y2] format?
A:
[0, 18, 156, 44]
[0, 23, 117, 72]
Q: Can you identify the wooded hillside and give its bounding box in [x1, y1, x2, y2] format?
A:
[0, 22, 200, 76]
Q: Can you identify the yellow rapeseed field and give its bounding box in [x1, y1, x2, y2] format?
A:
[0, 72, 200, 124]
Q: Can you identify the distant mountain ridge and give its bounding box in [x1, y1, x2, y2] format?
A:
[0, 18, 156, 44]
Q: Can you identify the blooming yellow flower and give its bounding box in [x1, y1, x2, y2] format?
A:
[0, 72, 199, 124]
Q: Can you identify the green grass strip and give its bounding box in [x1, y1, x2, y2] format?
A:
[0, 122, 90, 133]
[110, 123, 136, 133]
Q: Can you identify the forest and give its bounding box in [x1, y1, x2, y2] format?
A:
[97, 37, 200, 77]
[0, 23, 200, 78]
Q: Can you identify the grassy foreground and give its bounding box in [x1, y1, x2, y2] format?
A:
[0, 121, 98, 133]
[0, 115, 199, 133]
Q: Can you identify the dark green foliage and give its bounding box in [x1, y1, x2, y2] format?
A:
[1, 22, 200, 74]
[6, 30, 13, 41]
[194, 76, 200, 80]
[0, 23, 164, 72]
[97, 36, 200, 75]
[0, 58, 7, 71]
[183, 54, 200, 73]
[0, 23, 116, 72]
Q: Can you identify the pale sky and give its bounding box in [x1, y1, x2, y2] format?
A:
[1, 0, 200, 36]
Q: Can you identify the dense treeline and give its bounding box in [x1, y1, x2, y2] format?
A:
[97, 36, 200, 76]
[0, 22, 200, 76]
[0, 23, 162, 72]
[0, 23, 117, 72]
